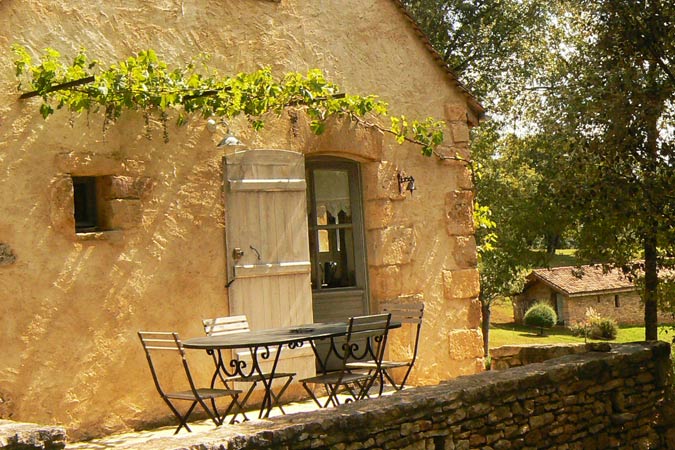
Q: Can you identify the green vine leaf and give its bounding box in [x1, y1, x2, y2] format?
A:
[13, 45, 454, 157]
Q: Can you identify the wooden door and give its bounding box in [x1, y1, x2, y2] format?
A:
[224, 149, 315, 379]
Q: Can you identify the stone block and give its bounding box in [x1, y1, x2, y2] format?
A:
[447, 329, 484, 360]
[362, 161, 406, 201]
[443, 268, 480, 300]
[55, 151, 124, 175]
[445, 103, 468, 122]
[445, 191, 474, 236]
[449, 235, 478, 268]
[367, 226, 415, 266]
[0, 419, 66, 449]
[365, 199, 394, 230]
[369, 265, 403, 300]
[450, 122, 471, 143]
[299, 115, 384, 161]
[0, 243, 16, 266]
[49, 176, 75, 236]
[102, 175, 153, 200]
[467, 299, 482, 329]
[101, 199, 142, 230]
[436, 144, 471, 163]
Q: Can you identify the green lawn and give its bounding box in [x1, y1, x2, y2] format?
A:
[489, 322, 674, 348]
[488, 297, 674, 348]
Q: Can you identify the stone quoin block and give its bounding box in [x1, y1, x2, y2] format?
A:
[445, 190, 474, 236]
[450, 122, 471, 143]
[368, 226, 415, 266]
[445, 103, 469, 122]
[369, 265, 403, 300]
[362, 161, 407, 201]
[443, 268, 480, 300]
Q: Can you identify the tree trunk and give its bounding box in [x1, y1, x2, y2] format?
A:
[643, 87, 660, 341]
[481, 301, 491, 357]
[546, 234, 560, 255]
[644, 224, 659, 340]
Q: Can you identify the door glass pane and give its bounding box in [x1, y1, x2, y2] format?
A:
[320, 228, 356, 288]
[313, 170, 352, 225]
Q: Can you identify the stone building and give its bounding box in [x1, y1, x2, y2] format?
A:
[514, 265, 673, 325]
[0, 0, 484, 440]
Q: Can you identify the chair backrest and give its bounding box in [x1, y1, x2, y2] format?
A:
[202, 315, 250, 337]
[381, 302, 424, 362]
[337, 313, 392, 366]
[138, 331, 198, 397]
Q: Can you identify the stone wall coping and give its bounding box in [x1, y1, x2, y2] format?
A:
[103, 341, 670, 449]
[0, 419, 66, 450]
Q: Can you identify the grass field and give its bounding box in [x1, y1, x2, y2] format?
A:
[486, 248, 675, 348]
[488, 299, 674, 348]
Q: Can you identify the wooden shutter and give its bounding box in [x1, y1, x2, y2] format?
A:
[224, 150, 315, 379]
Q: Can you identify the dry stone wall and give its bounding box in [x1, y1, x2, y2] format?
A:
[490, 343, 601, 371]
[78, 342, 671, 450]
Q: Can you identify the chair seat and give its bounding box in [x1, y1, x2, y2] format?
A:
[228, 372, 295, 383]
[347, 360, 410, 370]
[301, 371, 369, 386]
[166, 388, 241, 401]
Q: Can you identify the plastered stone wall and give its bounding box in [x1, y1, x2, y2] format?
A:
[0, 0, 482, 439]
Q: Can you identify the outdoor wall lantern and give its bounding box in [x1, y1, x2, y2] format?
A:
[207, 118, 245, 147]
[397, 172, 416, 196]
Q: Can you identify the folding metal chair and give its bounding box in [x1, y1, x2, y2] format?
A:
[138, 331, 241, 434]
[300, 313, 391, 408]
[202, 315, 295, 417]
[347, 302, 424, 393]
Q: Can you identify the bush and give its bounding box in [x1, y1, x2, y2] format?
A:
[571, 308, 618, 340]
[523, 302, 557, 335]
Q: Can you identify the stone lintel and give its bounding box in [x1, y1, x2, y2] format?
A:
[55, 152, 124, 175]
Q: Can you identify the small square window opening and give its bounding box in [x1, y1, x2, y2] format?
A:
[72, 176, 106, 233]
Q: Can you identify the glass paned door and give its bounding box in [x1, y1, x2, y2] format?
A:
[306, 157, 369, 323]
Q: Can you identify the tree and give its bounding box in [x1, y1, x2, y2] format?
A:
[403, 0, 570, 354]
[534, 0, 675, 340]
[404, 0, 675, 343]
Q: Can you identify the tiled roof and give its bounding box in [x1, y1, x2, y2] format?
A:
[389, 0, 485, 120]
[528, 265, 636, 297]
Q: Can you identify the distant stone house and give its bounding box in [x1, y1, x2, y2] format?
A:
[0, 0, 485, 440]
[514, 265, 671, 326]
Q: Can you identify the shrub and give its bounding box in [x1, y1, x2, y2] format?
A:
[569, 308, 618, 340]
[523, 302, 557, 335]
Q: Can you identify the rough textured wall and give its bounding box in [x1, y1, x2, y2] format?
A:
[566, 292, 673, 326]
[93, 342, 673, 449]
[0, 0, 482, 439]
